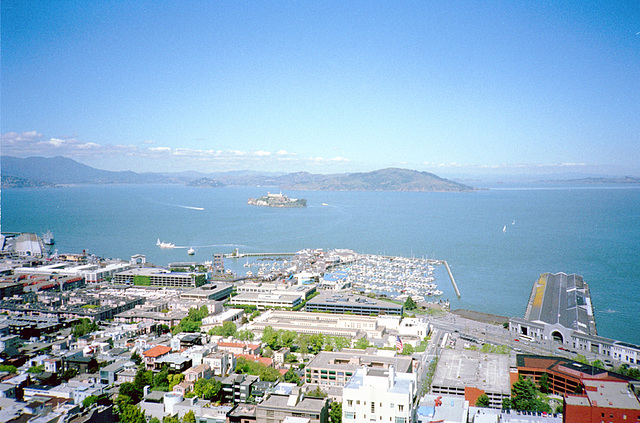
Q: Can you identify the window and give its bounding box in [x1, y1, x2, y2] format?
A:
[390, 403, 394, 408]
[344, 412, 356, 420]
[347, 400, 353, 407]
[371, 403, 375, 413]
[398, 405, 404, 412]
[395, 418, 406, 423]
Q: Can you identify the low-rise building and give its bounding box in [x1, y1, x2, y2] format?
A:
[564, 380, 640, 423]
[142, 345, 172, 371]
[305, 293, 403, 316]
[113, 268, 207, 288]
[256, 385, 329, 423]
[342, 366, 417, 423]
[431, 349, 511, 409]
[305, 350, 413, 387]
[203, 352, 235, 376]
[247, 310, 385, 340]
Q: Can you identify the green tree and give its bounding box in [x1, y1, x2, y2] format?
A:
[329, 401, 342, 423]
[119, 382, 142, 404]
[193, 378, 222, 401]
[354, 337, 370, 349]
[120, 404, 146, 423]
[279, 330, 297, 349]
[60, 368, 78, 382]
[510, 376, 551, 413]
[130, 351, 142, 366]
[153, 366, 169, 388]
[0, 364, 17, 373]
[284, 368, 300, 385]
[72, 318, 99, 338]
[309, 333, 325, 354]
[307, 386, 328, 398]
[538, 373, 550, 393]
[134, 369, 153, 392]
[163, 416, 180, 423]
[168, 374, 185, 390]
[403, 296, 417, 311]
[262, 326, 279, 350]
[208, 321, 238, 337]
[27, 364, 44, 373]
[476, 394, 490, 407]
[149, 418, 161, 423]
[236, 330, 255, 341]
[82, 395, 100, 409]
[400, 344, 415, 356]
[182, 410, 196, 423]
[502, 397, 512, 410]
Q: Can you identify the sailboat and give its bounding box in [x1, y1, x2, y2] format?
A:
[503, 225, 507, 233]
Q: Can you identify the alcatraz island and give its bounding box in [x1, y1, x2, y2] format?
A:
[247, 192, 307, 208]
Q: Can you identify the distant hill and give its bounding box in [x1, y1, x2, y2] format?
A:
[1, 156, 475, 191]
[186, 177, 225, 188]
[1, 156, 160, 185]
[280, 168, 476, 192]
[533, 176, 640, 185]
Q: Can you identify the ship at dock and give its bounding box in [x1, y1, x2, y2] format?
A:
[247, 192, 307, 208]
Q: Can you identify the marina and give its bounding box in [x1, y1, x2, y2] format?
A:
[331, 254, 449, 303]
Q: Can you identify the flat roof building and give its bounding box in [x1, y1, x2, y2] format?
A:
[180, 283, 233, 301]
[113, 268, 207, 288]
[431, 349, 511, 409]
[564, 380, 640, 423]
[305, 292, 403, 316]
[305, 350, 413, 387]
[246, 310, 385, 340]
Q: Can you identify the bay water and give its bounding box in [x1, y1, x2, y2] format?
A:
[2, 185, 639, 345]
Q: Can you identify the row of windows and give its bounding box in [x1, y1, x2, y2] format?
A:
[345, 399, 405, 412]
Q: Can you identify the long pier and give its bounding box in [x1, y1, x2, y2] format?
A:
[442, 260, 461, 298]
[224, 252, 294, 258]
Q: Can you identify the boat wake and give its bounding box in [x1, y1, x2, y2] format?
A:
[151, 199, 205, 211]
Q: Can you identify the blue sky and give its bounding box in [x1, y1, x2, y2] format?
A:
[2, 1, 639, 176]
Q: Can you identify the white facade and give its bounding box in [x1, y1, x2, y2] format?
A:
[343, 366, 417, 423]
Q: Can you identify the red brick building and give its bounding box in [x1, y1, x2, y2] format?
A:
[564, 380, 640, 423]
[517, 355, 632, 395]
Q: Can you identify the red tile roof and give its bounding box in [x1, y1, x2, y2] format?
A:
[142, 345, 172, 358]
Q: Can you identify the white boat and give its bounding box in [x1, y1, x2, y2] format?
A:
[156, 238, 175, 249]
[42, 231, 55, 245]
[188, 247, 195, 255]
[503, 225, 507, 233]
[322, 203, 329, 206]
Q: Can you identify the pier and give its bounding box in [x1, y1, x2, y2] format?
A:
[224, 251, 294, 259]
[442, 260, 461, 298]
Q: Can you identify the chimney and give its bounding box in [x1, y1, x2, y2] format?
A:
[388, 365, 395, 388]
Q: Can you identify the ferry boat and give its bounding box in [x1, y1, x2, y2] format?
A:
[156, 239, 175, 249]
[42, 231, 55, 245]
[188, 247, 195, 255]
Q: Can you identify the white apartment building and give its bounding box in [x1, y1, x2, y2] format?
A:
[343, 366, 417, 423]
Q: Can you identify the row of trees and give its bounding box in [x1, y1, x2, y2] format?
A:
[262, 326, 358, 354]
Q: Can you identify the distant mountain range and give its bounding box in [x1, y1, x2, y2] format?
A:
[4, 155, 638, 191]
[1, 156, 476, 192]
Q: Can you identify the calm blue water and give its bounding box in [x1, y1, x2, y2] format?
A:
[2, 185, 639, 344]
